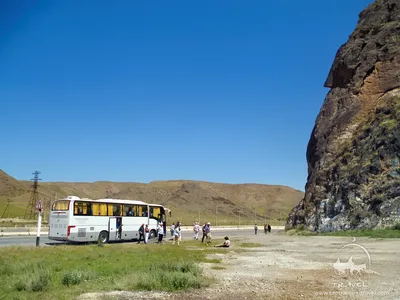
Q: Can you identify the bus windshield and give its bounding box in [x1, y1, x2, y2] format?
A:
[51, 200, 69, 211]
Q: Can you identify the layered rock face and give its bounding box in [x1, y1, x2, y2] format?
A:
[287, 0, 400, 231]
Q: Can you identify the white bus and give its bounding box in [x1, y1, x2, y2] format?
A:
[48, 196, 171, 244]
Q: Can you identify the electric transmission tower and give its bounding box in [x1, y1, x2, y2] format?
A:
[24, 171, 41, 219]
[1, 198, 12, 218]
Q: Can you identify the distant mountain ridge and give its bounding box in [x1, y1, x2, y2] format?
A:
[0, 169, 303, 224]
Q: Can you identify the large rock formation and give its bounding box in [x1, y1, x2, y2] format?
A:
[287, 0, 400, 232]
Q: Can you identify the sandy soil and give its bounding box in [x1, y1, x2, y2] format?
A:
[77, 232, 400, 300]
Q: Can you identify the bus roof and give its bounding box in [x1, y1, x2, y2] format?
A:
[93, 198, 148, 205]
[57, 196, 151, 206]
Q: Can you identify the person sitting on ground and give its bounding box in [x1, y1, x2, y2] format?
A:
[214, 236, 230, 248]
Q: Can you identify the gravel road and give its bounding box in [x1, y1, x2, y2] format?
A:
[77, 232, 400, 300]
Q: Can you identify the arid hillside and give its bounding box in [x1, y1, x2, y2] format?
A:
[0, 170, 303, 225]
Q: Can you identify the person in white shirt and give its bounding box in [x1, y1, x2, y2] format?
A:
[144, 224, 150, 244]
[214, 236, 230, 248]
[172, 221, 181, 246]
[193, 222, 200, 240]
[156, 223, 164, 243]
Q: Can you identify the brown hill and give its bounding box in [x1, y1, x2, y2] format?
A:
[0, 170, 303, 225]
[287, 0, 400, 232]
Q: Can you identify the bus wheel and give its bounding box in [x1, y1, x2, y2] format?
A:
[98, 231, 109, 244]
[150, 229, 157, 239]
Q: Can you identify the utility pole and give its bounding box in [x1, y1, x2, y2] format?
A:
[215, 205, 219, 227]
[36, 199, 43, 246]
[24, 171, 41, 219]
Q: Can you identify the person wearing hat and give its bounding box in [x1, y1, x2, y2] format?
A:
[205, 222, 212, 244]
[214, 236, 230, 248]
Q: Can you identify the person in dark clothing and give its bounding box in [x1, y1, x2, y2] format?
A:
[201, 223, 207, 243]
[127, 207, 134, 216]
[267, 224, 271, 233]
[137, 223, 145, 244]
[116, 217, 122, 239]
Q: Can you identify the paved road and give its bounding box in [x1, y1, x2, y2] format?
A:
[0, 228, 279, 247]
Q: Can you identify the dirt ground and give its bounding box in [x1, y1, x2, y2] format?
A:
[78, 232, 400, 300]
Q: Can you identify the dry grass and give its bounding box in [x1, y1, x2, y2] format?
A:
[0, 170, 303, 225]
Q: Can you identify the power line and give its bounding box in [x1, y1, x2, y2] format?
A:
[24, 171, 41, 219]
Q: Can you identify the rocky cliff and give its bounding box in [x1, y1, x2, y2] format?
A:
[287, 0, 400, 232]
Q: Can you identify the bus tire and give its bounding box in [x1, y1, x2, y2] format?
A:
[149, 229, 157, 239]
[98, 231, 109, 244]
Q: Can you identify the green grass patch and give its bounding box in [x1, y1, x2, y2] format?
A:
[0, 203, 26, 219]
[211, 266, 226, 270]
[238, 242, 263, 248]
[319, 228, 400, 238]
[203, 258, 221, 264]
[0, 243, 216, 300]
[284, 228, 317, 236]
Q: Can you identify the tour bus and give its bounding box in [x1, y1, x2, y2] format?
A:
[48, 196, 171, 244]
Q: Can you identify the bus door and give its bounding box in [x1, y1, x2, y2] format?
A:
[108, 217, 122, 241]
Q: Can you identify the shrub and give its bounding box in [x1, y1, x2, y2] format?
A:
[392, 223, 400, 230]
[14, 270, 50, 292]
[61, 270, 95, 286]
[134, 261, 206, 291]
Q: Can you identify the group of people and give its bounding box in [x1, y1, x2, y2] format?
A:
[253, 223, 272, 235]
[136, 221, 272, 246]
[191, 222, 212, 243]
[168, 221, 229, 247]
[137, 222, 165, 244]
[193, 221, 230, 247]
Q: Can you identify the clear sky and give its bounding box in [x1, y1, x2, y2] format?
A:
[1, 0, 374, 191]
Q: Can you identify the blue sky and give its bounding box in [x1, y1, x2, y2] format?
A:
[0, 0, 373, 191]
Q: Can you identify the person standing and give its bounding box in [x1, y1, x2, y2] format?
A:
[193, 222, 200, 240]
[156, 222, 164, 243]
[201, 223, 207, 243]
[254, 224, 258, 235]
[264, 224, 267, 234]
[172, 221, 181, 246]
[137, 223, 145, 244]
[205, 222, 212, 244]
[144, 224, 150, 244]
[170, 223, 175, 237]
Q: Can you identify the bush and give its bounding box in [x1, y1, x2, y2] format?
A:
[14, 270, 50, 292]
[134, 261, 206, 291]
[392, 223, 400, 230]
[61, 270, 95, 286]
[149, 261, 201, 276]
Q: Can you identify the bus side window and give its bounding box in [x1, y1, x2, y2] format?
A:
[139, 205, 148, 217]
[92, 203, 107, 216]
[86, 203, 92, 216]
[74, 202, 84, 215]
[150, 207, 160, 219]
[113, 204, 121, 216]
[124, 205, 134, 216]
